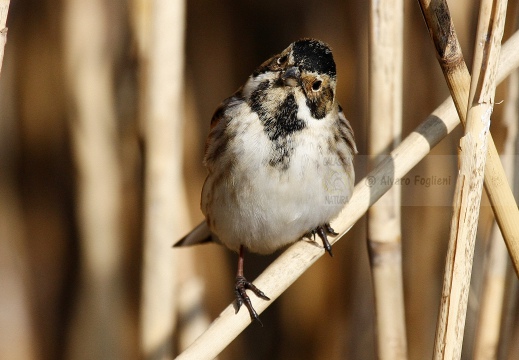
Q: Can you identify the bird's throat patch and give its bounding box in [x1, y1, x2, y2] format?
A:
[248, 81, 305, 170]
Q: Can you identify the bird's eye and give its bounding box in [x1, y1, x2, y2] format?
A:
[277, 54, 288, 65]
[312, 80, 322, 91]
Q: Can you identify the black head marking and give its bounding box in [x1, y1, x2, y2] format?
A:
[292, 39, 336, 78]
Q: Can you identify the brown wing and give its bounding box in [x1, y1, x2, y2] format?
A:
[204, 88, 243, 155]
[337, 104, 358, 155]
[204, 88, 243, 171]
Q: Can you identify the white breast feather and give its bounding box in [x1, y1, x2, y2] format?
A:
[203, 100, 354, 254]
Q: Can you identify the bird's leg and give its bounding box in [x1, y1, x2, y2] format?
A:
[314, 223, 337, 257]
[234, 245, 270, 325]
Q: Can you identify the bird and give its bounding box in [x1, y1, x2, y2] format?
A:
[175, 39, 357, 325]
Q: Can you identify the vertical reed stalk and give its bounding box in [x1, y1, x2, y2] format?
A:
[63, 0, 129, 358]
[0, 195, 36, 360]
[368, 0, 407, 358]
[0, 0, 9, 76]
[474, 7, 519, 359]
[433, 0, 508, 358]
[418, 0, 519, 280]
[140, 0, 188, 358]
[474, 69, 519, 360]
[0, 4, 35, 358]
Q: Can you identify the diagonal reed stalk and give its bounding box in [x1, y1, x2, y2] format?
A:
[418, 0, 519, 279]
[431, 0, 508, 358]
[175, 31, 519, 360]
[368, 0, 407, 358]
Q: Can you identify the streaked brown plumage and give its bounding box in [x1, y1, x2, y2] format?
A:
[176, 39, 357, 324]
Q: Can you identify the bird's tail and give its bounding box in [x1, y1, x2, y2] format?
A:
[173, 221, 214, 247]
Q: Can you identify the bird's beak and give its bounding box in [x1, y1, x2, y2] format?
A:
[281, 67, 300, 87]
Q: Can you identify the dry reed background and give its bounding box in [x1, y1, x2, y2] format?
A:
[1, 0, 519, 359]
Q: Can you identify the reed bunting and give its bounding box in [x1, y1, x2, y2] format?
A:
[175, 39, 357, 324]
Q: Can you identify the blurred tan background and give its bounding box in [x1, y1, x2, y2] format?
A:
[0, 0, 518, 359]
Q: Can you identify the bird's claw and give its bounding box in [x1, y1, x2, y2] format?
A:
[324, 223, 339, 236]
[234, 275, 270, 325]
[312, 223, 337, 257]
